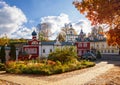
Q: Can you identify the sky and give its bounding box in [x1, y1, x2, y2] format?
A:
[0, 0, 92, 39]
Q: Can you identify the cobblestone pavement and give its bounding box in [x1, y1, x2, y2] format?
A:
[0, 61, 119, 85]
[85, 66, 120, 85]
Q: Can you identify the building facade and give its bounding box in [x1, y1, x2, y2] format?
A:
[18, 31, 39, 60]
[65, 24, 78, 42]
[17, 25, 119, 60]
[75, 29, 90, 56]
[39, 40, 74, 57]
[18, 31, 74, 60]
[88, 26, 119, 54]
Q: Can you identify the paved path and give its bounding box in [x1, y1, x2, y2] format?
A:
[0, 61, 118, 85]
[49, 62, 114, 85]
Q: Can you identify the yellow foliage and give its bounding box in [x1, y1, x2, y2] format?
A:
[73, 0, 120, 47]
[0, 35, 9, 46]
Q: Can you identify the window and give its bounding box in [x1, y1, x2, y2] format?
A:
[84, 43, 87, 47]
[90, 37, 93, 40]
[25, 48, 28, 53]
[104, 50, 106, 53]
[70, 31, 72, 34]
[33, 48, 37, 54]
[101, 50, 103, 53]
[32, 41, 38, 45]
[43, 49, 45, 53]
[50, 49, 52, 52]
[78, 43, 82, 47]
[79, 50, 81, 55]
[102, 45, 104, 48]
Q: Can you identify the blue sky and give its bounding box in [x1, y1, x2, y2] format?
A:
[0, 0, 91, 39]
[4, 0, 85, 26]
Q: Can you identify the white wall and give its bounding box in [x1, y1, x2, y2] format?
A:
[90, 41, 119, 54]
[39, 45, 54, 57]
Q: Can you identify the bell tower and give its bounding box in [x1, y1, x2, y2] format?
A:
[79, 29, 85, 41]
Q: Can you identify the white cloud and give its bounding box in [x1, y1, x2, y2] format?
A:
[28, 20, 35, 24]
[11, 26, 35, 39]
[0, 1, 27, 38]
[0, 1, 8, 8]
[40, 13, 71, 39]
[40, 13, 91, 40]
[73, 19, 91, 34]
[0, 1, 91, 39]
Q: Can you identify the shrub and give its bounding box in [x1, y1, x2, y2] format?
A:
[96, 51, 102, 59]
[6, 61, 26, 73]
[61, 64, 69, 72]
[5, 60, 95, 75]
[0, 46, 6, 63]
[9, 44, 16, 60]
[0, 63, 5, 71]
[48, 46, 78, 63]
[80, 60, 95, 67]
[52, 65, 63, 74]
[47, 60, 56, 65]
[22, 65, 41, 74]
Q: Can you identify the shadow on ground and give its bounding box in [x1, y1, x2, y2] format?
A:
[96, 54, 120, 66]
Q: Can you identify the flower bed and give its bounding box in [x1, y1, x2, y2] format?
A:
[5, 60, 95, 75]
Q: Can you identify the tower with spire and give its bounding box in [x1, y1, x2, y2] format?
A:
[78, 29, 86, 41]
[75, 29, 90, 56]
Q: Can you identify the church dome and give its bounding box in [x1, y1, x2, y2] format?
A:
[32, 30, 37, 36]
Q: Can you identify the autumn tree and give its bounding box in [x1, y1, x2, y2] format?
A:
[73, 0, 120, 54]
[107, 27, 120, 54]
[0, 34, 9, 46]
[56, 32, 66, 42]
[38, 32, 46, 41]
[9, 44, 16, 60]
[0, 46, 6, 63]
[37, 23, 52, 41]
[61, 24, 69, 35]
[73, 0, 120, 25]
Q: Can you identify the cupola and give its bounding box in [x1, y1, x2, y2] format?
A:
[32, 30, 37, 36]
[32, 30, 37, 39]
